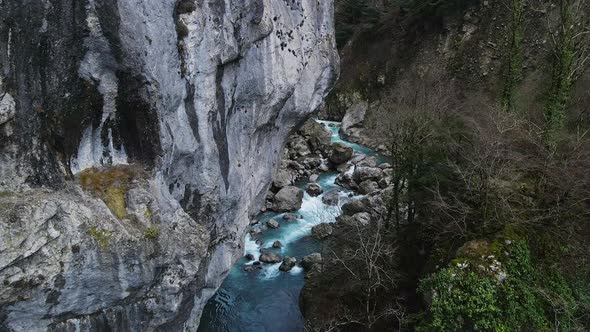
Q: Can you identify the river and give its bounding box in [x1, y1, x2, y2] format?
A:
[198, 120, 385, 332]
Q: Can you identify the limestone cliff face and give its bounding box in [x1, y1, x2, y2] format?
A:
[0, 0, 338, 330]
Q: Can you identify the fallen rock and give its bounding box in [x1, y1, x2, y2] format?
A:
[271, 186, 304, 212]
[311, 223, 333, 240]
[301, 253, 322, 270]
[340, 101, 368, 142]
[356, 156, 377, 168]
[273, 169, 294, 188]
[259, 251, 282, 264]
[282, 213, 299, 221]
[341, 197, 372, 216]
[336, 163, 351, 173]
[272, 240, 282, 248]
[266, 219, 280, 229]
[299, 119, 332, 154]
[245, 253, 255, 261]
[305, 182, 323, 197]
[353, 167, 383, 183]
[309, 174, 319, 182]
[358, 180, 379, 195]
[279, 256, 297, 272]
[328, 143, 353, 165]
[322, 189, 342, 206]
[335, 173, 358, 190]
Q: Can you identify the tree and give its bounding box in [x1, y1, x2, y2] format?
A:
[542, 0, 590, 142]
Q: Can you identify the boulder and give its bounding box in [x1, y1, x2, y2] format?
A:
[279, 256, 297, 272]
[266, 219, 280, 229]
[356, 156, 377, 168]
[299, 119, 332, 154]
[322, 189, 342, 206]
[305, 183, 323, 197]
[301, 253, 322, 270]
[336, 163, 351, 173]
[250, 228, 262, 236]
[288, 135, 312, 157]
[353, 167, 383, 183]
[245, 253, 256, 261]
[340, 101, 368, 141]
[341, 197, 372, 216]
[378, 162, 392, 169]
[335, 173, 358, 190]
[271, 186, 304, 212]
[311, 223, 333, 240]
[300, 157, 322, 170]
[282, 213, 299, 221]
[273, 169, 293, 188]
[309, 174, 319, 183]
[259, 251, 282, 264]
[358, 180, 379, 195]
[328, 143, 353, 165]
[272, 240, 282, 248]
[378, 177, 390, 189]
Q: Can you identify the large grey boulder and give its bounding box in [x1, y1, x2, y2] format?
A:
[342, 197, 373, 216]
[279, 257, 297, 272]
[306, 182, 324, 197]
[301, 253, 323, 270]
[273, 169, 295, 188]
[299, 119, 332, 154]
[266, 219, 280, 229]
[353, 167, 384, 183]
[335, 173, 358, 191]
[340, 101, 368, 142]
[322, 189, 343, 206]
[311, 223, 333, 240]
[271, 186, 304, 212]
[358, 180, 380, 195]
[329, 143, 354, 165]
[259, 251, 282, 264]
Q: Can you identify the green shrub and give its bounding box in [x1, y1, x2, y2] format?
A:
[88, 227, 112, 250]
[144, 227, 160, 240]
[420, 239, 552, 331]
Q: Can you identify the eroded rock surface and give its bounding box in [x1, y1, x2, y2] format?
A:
[0, 0, 338, 330]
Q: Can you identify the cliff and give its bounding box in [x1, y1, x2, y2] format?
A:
[0, 0, 338, 330]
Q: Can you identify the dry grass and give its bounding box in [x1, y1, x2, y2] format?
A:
[78, 165, 145, 219]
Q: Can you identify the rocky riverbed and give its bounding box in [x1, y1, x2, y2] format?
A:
[198, 119, 393, 331]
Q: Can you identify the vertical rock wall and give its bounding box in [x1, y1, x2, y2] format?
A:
[0, 0, 338, 330]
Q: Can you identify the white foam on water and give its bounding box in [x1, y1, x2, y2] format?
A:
[289, 266, 303, 275]
[244, 234, 261, 262]
[261, 263, 281, 280]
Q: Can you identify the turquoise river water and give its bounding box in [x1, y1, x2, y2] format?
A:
[198, 121, 384, 332]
